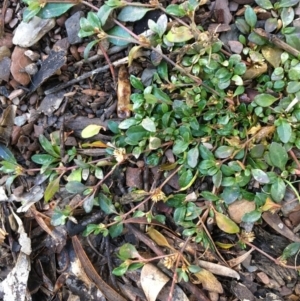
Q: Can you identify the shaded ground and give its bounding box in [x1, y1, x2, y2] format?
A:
[1, 0, 300, 300]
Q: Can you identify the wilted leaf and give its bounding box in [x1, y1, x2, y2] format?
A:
[117, 65, 131, 118]
[141, 264, 170, 301]
[194, 269, 223, 294]
[165, 26, 193, 43]
[147, 227, 172, 248]
[215, 211, 240, 234]
[118, 243, 140, 260]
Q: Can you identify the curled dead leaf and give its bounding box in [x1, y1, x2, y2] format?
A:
[193, 268, 223, 294]
[117, 65, 131, 119]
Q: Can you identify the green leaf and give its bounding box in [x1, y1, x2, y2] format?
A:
[130, 75, 144, 90]
[23, 6, 41, 22]
[173, 140, 189, 155]
[112, 262, 129, 276]
[235, 18, 250, 34]
[252, 169, 270, 184]
[187, 146, 199, 168]
[119, 118, 139, 129]
[281, 7, 294, 28]
[45, 177, 60, 202]
[271, 177, 286, 202]
[141, 117, 156, 132]
[241, 210, 262, 223]
[118, 243, 140, 260]
[255, 0, 273, 9]
[179, 169, 193, 188]
[276, 119, 292, 143]
[278, 0, 299, 8]
[39, 135, 60, 158]
[157, 61, 169, 81]
[81, 124, 102, 138]
[281, 242, 300, 260]
[117, 6, 153, 22]
[65, 181, 87, 194]
[254, 94, 278, 107]
[248, 32, 267, 45]
[109, 223, 124, 238]
[87, 11, 102, 29]
[0, 144, 17, 163]
[245, 5, 257, 28]
[201, 191, 219, 202]
[221, 186, 240, 204]
[31, 154, 57, 165]
[107, 26, 132, 46]
[97, 4, 114, 26]
[83, 224, 100, 236]
[149, 137, 161, 150]
[165, 26, 194, 43]
[99, 193, 116, 214]
[165, 4, 186, 17]
[269, 142, 288, 171]
[84, 40, 99, 60]
[287, 81, 300, 93]
[51, 207, 71, 226]
[126, 126, 148, 144]
[38, 3, 74, 19]
[215, 146, 234, 159]
[0, 161, 17, 173]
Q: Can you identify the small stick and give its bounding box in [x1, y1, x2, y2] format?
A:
[0, 0, 8, 38]
[44, 57, 129, 95]
[253, 28, 300, 59]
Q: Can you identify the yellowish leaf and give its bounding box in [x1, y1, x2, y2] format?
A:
[81, 141, 108, 148]
[215, 211, 240, 234]
[147, 227, 171, 249]
[215, 242, 235, 249]
[194, 269, 223, 294]
[261, 197, 281, 213]
[81, 124, 104, 138]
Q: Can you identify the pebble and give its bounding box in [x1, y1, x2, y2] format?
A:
[65, 11, 84, 45]
[4, 8, 13, 24]
[0, 57, 11, 82]
[14, 115, 27, 127]
[13, 16, 55, 47]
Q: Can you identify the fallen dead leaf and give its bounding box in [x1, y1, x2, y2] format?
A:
[194, 268, 223, 294]
[228, 199, 256, 223]
[141, 263, 170, 301]
[117, 65, 131, 119]
[198, 260, 240, 279]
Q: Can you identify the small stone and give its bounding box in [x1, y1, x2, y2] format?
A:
[24, 50, 40, 61]
[0, 46, 11, 61]
[14, 115, 27, 127]
[13, 16, 55, 47]
[0, 33, 13, 48]
[228, 199, 256, 223]
[0, 57, 11, 82]
[65, 11, 84, 45]
[10, 46, 33, 85]
[4, 8, 13, 24]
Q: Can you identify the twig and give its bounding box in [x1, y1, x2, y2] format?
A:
[253, 28, 300, 59]
[44, 57, 129, 95]
[0, 0, 8, 38]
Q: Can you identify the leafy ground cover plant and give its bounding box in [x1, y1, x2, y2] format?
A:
[7, 0, 300, 292]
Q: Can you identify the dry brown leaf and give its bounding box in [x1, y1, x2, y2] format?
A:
[198, 260, 240, 279]
[117, 65, 131, 119]
[228, 200, 256, 223]
[140, 263, 170, 301]
[227, 247, 254, 268]
[0, 105, 16, 145]
[147, 227, 172, 249]
[0, 228, 7, 244]
[194, 268, 223, 294]
[243, 62, 268, 80]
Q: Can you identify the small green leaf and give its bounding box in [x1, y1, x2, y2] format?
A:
[281, 7, 294, 28]
[179, 169, 193, 188]
[65, 181, 87, 194]
[245, 5, 257, 28]
[23, 6, 41, 22]
[0, 144, 17, 163]
[221, 186, 240, 204]
[39, 135, 60, 158]
[109, 223, 124, 238]
[241, 210, 262, 223]
[165, 26, 193, 43]
[99, 193, 116, 214]
[287, 81, 300, 93]
[255, 0, 273, 9]
[254, 94, 278, 107]
[38, 3, 74, 19]
[187, 146, 199, 168]
[271, 177, 286, 202]
[278, 0, 299, 8]
[31, 154, 57, 165]
[51, 207, 71, 226]
[149, 137, 161, 150]
[112, 262, 129, 276]
[215, 146, 234, 159]
[97, 4, 114, 26]
[235, 18, 250, 34]
[81, 124, 102, 138]
[141, 117, 156, 132]
[173, 140, 189, 155]
[281, 242, 300, 260]
[276, 119, 292, 143]
[118, 243, 140, 260]
[107, 26, 133, 46]
[165, 4, 186, 17]
[87, 11, 102, 29]
[252, 169, 270, 184]
[130, 75, 144, 90]
[84, 40, 99, 60]
[117, 6, 153, 22]
[45, 177, 60, 202]
[269, 142, 288, 171]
